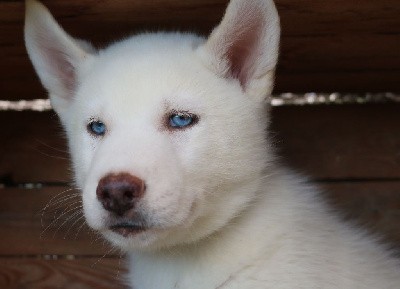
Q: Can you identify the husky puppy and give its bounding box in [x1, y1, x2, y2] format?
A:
[25, 0, 400, 288]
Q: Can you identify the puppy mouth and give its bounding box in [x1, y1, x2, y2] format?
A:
[110, 222, 147, 237]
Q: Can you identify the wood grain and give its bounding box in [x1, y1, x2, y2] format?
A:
[1, 105, 399, 183]
[0, 187, 112, 255]
[0, 258, 128, 289]
[0, 111, 69, 184]
[1, 0, 399, 100]
[322, 182, 400, 247]
[271, 104, 400, 180]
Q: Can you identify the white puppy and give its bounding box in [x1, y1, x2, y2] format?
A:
[25, 0, 400, 288]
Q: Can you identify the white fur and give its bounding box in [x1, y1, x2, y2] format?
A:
[25, 0, 400, 288]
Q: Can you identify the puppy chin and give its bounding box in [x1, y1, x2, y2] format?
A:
[99, 206, 200, 251]
[102, 227, 173, 251]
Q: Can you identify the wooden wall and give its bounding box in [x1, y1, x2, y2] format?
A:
[0, 1, 400, 288]
[1, 0, 400, 99]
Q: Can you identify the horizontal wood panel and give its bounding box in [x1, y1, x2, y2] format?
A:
[7, 34, 398, 73]
[0, 258, 127, 289]
[270, 104, 400, 179]
[322, 182, 400, 247]
[1, 105, 399, 183]
[0, 182, 399, 256]
[1, 0, 400, 99]
[274, 70, 400, 93]
[0, 111, 70, 184]
[3, 34, 399, 99]
[0, 187, 112, 255]
[2, 0, 398, 36]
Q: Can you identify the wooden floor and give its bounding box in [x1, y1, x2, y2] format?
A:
[0, 104, 399, 288]
[0, 258, 127, 289]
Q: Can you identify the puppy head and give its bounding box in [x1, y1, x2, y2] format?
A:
[25, 0, 280, 250]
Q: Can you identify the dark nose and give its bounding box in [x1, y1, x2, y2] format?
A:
[96, 173, 145, 216]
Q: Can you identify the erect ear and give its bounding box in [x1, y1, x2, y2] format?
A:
[200, 0, 280, 101]
[24, 0, 95, 115]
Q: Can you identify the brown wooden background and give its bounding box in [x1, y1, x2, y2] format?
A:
[1, 1, 400, 288]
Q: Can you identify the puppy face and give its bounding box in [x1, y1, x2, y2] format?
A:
[25, 0, 280, 250]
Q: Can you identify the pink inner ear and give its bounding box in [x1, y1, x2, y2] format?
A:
[223, 7, 264, 88]
[38, 30, 76, 93]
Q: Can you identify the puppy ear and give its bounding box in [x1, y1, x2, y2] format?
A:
[24, 0, 95, 114]
[201, 0, 280, 100]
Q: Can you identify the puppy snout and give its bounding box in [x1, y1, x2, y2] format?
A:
[96, 173, 145, 216]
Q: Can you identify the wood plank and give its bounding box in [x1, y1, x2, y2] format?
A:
[1, 0, 400, 99]
[274, 70, 400, 93]
[0, 187, 112, 255]
[2, 0, 398, 37]
[322, 182, 400, 247]
[1, 104, 400, 183]
[0, 182, 399, 255]
[0, 258, 128, 289]
[0, 111, 69, 184]
[2, 33, 399, 99]
[270, 104, 400, 179]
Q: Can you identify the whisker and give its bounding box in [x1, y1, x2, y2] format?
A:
[49, 200, 83, 220]
[41, 194, 81, 220]
[34, 148, 70, 160]
[41, 188, 80, 213]
[42, 192, 81, 210]
[74, 220, 87, 239]
[43, 188, 78, 209]
[41, 204, 83, 238]
[41, 189, 80, 227]
[116, 250, 126, 281]
[91, 247, 117, 269]
[53, 209, 83, 238]
[64, 214, 85, 239]
[91, 234, 104, 245]
[45, 198, 82, 216]
[36, 139, 69, 154]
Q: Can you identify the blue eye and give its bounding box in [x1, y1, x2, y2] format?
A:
[88, 120, 106, 136]
[169, 113, 197, 129]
